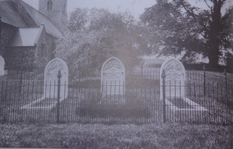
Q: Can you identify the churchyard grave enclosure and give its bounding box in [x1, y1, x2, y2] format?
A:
[0, 56, 233, 124]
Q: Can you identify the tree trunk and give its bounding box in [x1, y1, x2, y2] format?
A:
[226, 55, 233, 72]
[208, 54, 219, 67]
[206, 0, 224, 69]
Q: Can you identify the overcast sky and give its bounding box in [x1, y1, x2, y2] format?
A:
[22, 0, 233, 19]
[22, 0, 156, 19]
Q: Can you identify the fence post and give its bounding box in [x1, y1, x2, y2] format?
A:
[140, 64, 143, 79]
[203, 65, 206, 97]
[0, 16, 2, 55]
[162, 70, 166, 123]
[224, 69, 228, 105]
[57, 70, 62, 123]
[78, 68, 81, 92]
[79, 68, 81, 83]
[19, 67, 23, 94]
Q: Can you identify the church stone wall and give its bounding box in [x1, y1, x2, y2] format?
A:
[5, 47, 37, 69]
[36, 26, 50, 67]
[1, 23, 17, 47]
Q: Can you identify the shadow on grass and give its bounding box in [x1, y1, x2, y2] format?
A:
[76, 92, 152, 119]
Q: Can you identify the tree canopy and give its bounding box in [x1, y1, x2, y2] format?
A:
[141, 0, 233, 67]
[55, 8, 147, 79]
[55, 1, 233, 75]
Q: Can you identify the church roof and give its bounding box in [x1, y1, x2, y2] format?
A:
[10, 27, 43, 46]
[20, 1, 62, 38]
[0, 1, 28, 27]
[0, 0, 62, 38]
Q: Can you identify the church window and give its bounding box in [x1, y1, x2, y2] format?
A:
[47, 0, 52, 11]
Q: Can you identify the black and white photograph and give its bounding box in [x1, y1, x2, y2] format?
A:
[0, 0, 233, 148]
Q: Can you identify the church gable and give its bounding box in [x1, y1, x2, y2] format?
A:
[10, 27, 43, 47]
[20, 0, 63, 38]
[4, 25, 50, 69]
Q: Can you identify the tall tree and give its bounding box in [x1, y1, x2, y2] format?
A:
[55, 8, 145, 79]
[141, 0, 233, 67]
[179, 0, 233, 67]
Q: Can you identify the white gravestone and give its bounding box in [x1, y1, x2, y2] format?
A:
[101, 57, 125, 96]
[160, 58, 185, 100]
[0, 56, 5, 76]
[44, 58, 68, 99]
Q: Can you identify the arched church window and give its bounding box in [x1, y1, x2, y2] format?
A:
[47, 0, 52, 11]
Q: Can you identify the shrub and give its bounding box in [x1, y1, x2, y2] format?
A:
[76, 91, 151, 118]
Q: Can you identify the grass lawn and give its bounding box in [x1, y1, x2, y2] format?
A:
[0, 123, 232, 148]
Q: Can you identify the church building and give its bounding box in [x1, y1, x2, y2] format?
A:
[0, 0, 67, 70]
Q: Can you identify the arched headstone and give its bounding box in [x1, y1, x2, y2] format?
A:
[160, 58, 185, 100]
[44, 58, 68, 99]
[0, 56, 5, 76]
[101, 57, 125, 96]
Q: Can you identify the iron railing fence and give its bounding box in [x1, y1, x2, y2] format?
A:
[74, 69, 233, 86]
[0, 80, 160, 124]
[186, 70, 233, 85]
[163, 80, 232, 124]
[0, 78, 232, 124]
[1, 69, 43, 81]
[3, 67, 232, 85]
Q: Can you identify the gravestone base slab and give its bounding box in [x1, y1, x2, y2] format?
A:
[165, 97, 208, 111]
[21, 97, 66, 110]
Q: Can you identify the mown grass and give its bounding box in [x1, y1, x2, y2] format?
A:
[0, 123, 232, 148]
